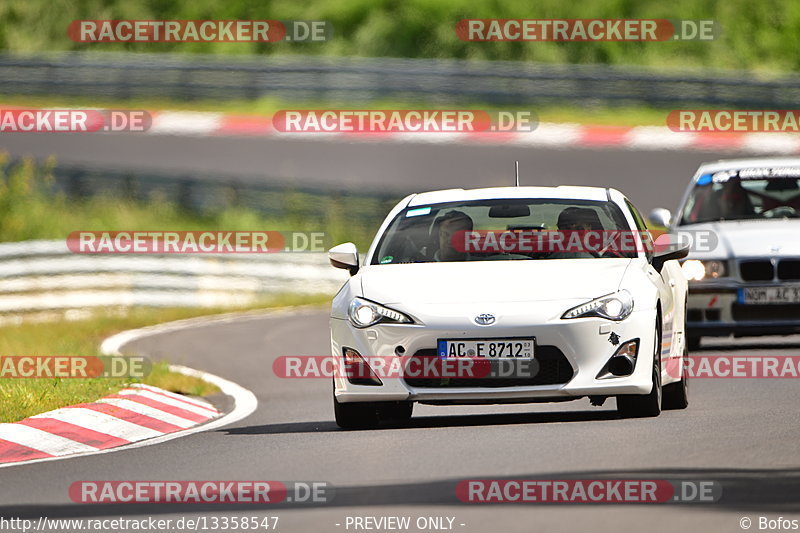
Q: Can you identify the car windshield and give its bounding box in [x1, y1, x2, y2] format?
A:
[371, 198, 636, 264]
[680, 168, 800, 225]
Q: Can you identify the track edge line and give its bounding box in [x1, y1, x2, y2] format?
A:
[0, 306, 295, 469]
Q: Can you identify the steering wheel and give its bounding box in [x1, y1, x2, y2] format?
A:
[761, 205, 799, 218]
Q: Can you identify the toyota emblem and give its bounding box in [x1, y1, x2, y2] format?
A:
[474, 313, 496, 325]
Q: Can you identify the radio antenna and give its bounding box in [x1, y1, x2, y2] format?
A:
[515, 160, 520, 186]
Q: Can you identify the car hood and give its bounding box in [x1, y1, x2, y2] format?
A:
[681, 219, 800, 259]
[359, 259, 631, 305]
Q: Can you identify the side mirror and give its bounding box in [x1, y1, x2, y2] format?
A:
[329, 242, 359, 275]
[651, 240, 690, 273]
[647, 208, 672, 229]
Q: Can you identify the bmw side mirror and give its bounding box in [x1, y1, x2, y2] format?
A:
[329, 242, 359, 275]
[648, 208, 672, 229]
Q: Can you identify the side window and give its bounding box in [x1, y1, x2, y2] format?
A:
[625, 200, 654, 260]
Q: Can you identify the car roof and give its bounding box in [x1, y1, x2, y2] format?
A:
[407, 186, 613, 207]
[695, 157, 800, 177]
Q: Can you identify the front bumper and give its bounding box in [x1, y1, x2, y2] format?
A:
[331, 302, 659, 404]
[687, 284, 800, 337]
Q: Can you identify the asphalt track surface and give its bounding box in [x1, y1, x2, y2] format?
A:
[1, 308, 799, 532]
[0, 132, 771, 213]
[1, 135, 799, 531]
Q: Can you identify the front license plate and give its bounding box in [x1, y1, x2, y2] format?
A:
[741, 286, 800, 304]
[437, 338, 534, 359]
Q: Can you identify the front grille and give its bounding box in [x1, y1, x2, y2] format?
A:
[778, 259, 800, 281]
[740, 260, 774, 281]
[403, 347, 574, 388]
[731, 303, 800, 321]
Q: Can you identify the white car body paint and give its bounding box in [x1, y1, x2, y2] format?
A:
[330, 186, 688, 406]
[673, 157, 800, 339]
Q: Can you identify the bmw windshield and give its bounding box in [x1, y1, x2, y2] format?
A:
[679, 168, 800, 225]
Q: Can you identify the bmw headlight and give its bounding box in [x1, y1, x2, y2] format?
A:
[348, 297, 412, 328]
[681, 259, 727, 281]
[562, 290, 634, 321]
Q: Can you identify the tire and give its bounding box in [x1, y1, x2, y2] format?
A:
[687, 335, 701, 351]
[617, 319, 662, 419]
[663, 345, 689, 410]
[333, 394, 380, 429]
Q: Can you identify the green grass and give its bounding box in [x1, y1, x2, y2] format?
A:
[0, 157, 341, 422]
[2, 0, 800, 73]
[0, 294, 330, 423]
[0, 153, 388, 249]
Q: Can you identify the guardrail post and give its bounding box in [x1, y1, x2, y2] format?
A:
[178, 179, 194, 211]
[66, 169, 86, 200]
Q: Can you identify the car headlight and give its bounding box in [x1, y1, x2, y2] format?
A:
[348, 297, 412, 328]
[681, 259, 727, 281]
[562, 290, 634, 321]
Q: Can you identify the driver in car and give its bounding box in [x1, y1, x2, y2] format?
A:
[550, 207, 600, 258]
[719, 179, 756, 219]
[434, 210, 474, 262]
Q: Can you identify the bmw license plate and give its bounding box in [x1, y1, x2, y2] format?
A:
[437, 338, 534, 359]
[740, 286, 800, 304]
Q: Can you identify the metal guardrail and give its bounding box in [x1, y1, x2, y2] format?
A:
[0, 160, 397, 248]
[44, 163, 400, 219]
[1, 52, 800, 107]
[0, 240, 347, 313]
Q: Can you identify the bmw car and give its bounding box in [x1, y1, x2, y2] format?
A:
[651, 158, 800, 349]
[328, 186, 689, 428]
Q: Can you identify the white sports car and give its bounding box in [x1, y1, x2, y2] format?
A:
[651, 157, 800, 349]
[329, 186, 689, 428]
